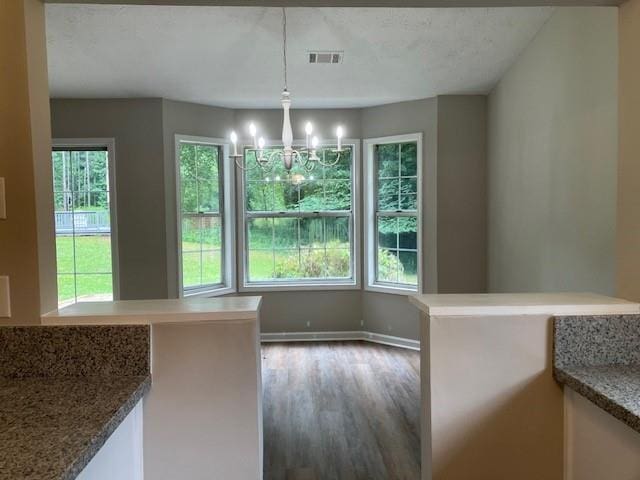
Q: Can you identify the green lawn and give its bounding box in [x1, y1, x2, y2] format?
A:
[56, 236, 113, 304]
[56, 236, 415, 304]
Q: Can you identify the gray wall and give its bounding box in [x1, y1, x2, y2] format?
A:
[361, 96, 487, 340]
[50, 95, 487, 340]
[437, 95, 487, 293]
[234, 108, 362, 140]
[361, 98, 438, 340]
[50, 98, 168, 300]
[162, 99, 235, 297]
[487, 8, 618, 294]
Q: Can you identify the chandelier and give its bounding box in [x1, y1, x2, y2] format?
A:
[229, 8, 345, 172]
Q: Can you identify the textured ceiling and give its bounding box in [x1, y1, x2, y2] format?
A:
[46, 5, 554, 108]
[43, 1, 621, 6]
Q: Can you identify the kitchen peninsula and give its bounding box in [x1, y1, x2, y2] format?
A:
[409, 293, 640, 480]
[29, 296, 263, 480]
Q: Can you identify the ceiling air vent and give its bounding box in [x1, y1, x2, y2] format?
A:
[308, 51, 343, 64]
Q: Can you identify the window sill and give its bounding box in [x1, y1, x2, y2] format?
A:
[182, 285, 236, 298]
[239, 281, 359, 293]
[364, 283, 418, 296]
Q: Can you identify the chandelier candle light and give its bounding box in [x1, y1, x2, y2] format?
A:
[229, 7, 345, 173]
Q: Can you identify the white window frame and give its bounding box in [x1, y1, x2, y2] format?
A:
[52, 138, 120, 303]
[238, 138, 361, 292]
[175, 134, 236, 297]
[363, 133, 423, 295]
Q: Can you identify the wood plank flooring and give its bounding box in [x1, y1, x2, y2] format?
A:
[262, 341, 421, 480]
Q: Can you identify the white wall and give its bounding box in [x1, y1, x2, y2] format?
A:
[144, 320, 262, 480]
[77, 402, 144, 480]
[487, 7, 618, 294]
[565, 388, 640, 480]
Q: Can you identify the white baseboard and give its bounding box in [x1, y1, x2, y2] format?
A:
[260, 330, 420, 351]
[360, 331, 420, 351]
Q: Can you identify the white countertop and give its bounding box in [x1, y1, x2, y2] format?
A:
[42, 297, 262, 325]
[409, 293, 640, 317]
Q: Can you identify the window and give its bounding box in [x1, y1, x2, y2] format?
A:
[364, 134, 421, 293]
[52, 140, 118, 307]
[176, 135, 235, 296]
[240, 143, 359, 289]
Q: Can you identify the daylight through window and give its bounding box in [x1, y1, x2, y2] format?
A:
[52, 146, 115, 306]
[364, 136, 421, 293]
[243, 146, 356, 286]
[179, 141, 225, 293]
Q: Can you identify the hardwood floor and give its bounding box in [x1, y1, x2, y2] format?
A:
[262, 341, 421, 480]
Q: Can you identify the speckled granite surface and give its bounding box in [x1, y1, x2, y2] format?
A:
[554, 315, 640, 368]
[0, 376, 150, 480]
[554, 315, 640, 434]
[555, 365, 640, 432]
[0, 325, 150, 377]
[0, 325, 151, 480]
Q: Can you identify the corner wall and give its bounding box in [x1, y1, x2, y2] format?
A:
[437, 95, 487, 294]
[617, 0, 640, 301]
[361, 96, 487, 340]
[361, 98, 438, 340]
[487, 8, 618, 294]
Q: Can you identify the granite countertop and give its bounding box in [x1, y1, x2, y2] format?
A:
[0, 325, 151, 480]
[554, 364, 640, 432]
[0, 375, 150, 480]
[554, 314, 640, 434]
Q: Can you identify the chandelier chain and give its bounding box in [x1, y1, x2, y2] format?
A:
[282, 7, 288, 92]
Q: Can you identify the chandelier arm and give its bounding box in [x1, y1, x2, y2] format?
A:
[302, 159, 316, 173]
[233, 156, 253, 171]
[296, 150, 316, 172]
[263, 150, 282, 171]
[233, 151, 266, 171]
[316, 151, 342, 168]
[294, 149, 311, 167]
[291, 150, 303, 168]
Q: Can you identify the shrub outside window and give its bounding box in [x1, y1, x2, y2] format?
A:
[364, 134, 422, 294]
[241, 144, 358, 289]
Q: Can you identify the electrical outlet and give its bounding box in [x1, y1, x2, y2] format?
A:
[0, 178, 6, 219]
[0, 276, 10, 317]
[306, 321, 311, 328]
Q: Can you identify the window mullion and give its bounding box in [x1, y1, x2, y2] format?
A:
[376, 211, 417, 218]
[246, 211, 351, 219]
